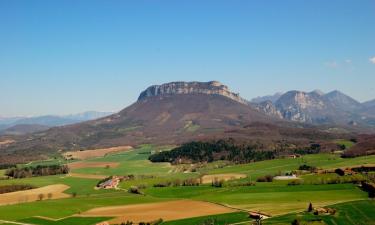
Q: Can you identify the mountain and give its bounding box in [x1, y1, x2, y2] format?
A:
[363, 99, 375, 108]
[362, 99, 375, 115]
[253, 90, 374, 126]
[138, 81, 248, 104]
[0, 111, 113, 132]
[0, 124, 50, 135]
[0, 81, 341, 164]
[251, 92, 283, 103]
[323, 90, 362, 112]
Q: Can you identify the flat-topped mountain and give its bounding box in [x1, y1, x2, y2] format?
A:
[138, 81, 247, 104]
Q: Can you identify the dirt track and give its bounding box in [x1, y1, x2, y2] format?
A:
[64, 146, 133, 160]
[80, 199, 237, 223]
[0, 184, 70, 205]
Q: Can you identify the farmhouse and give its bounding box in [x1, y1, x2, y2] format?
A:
[97, 176, 120, 189]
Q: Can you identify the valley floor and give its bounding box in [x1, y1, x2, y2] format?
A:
[0, 145, 374, 225]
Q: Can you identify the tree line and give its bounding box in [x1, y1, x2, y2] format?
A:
[5, 164, 69, 178]
[149, 139, 276, 164]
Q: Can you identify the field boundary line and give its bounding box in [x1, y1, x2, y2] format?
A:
[0, 220, 35, 225]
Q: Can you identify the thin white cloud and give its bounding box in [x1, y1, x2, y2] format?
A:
[370, 56, 375, 64]
[345, 59, 352, 64]
[325, 61, 338, 68]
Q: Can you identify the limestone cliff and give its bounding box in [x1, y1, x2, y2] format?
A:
[138, 81, 247, 104]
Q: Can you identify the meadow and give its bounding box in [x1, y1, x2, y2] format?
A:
[264, 200, 375, 225]
[0, 144, 374, 224]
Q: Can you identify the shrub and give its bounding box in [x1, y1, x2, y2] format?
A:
[288, 180, 303, 186]
[256, 175, 273, 182]
[211, 178, 224, 188]
[308, 202, 313, 212]
[291, 219, 300, 225]
[335, 168, 345, 176]
[128, 186, 142, 195]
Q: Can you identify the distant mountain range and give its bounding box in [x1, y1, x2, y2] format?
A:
[0, 111, 113, 135]
[251, 90, 375, 126]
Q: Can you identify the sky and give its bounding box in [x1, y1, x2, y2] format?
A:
[0, 0, 375, 117]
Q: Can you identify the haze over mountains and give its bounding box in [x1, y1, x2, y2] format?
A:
[0, 111, 113, 135]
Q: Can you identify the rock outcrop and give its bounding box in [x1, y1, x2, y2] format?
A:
[138, 81, 248, 105]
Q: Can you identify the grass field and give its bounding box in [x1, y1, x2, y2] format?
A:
[264, 200, 375, 225]
[161, 212, 251, 225]
[19, 217, 110, 225]
[0, 145, 374, 224]
[335, 139, 356, 149]
[205, 154, 375, 178]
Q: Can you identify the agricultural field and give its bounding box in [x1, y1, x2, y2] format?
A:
[0, 145, 374, 224]
[264, 200, 375, 225]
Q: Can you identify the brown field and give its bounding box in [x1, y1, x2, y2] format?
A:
[68, 161, 120, 170]
[80, 200, 237, 223]
[68, 173, 107, 179]
[63, 146, 133, 160]
[0, 139, 14, 146]
[200, 173, 247, 184]
[0, 184, 70, 206]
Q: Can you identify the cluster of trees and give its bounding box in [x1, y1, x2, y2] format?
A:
[149, 139, 276, 164]
[294, 144, 321, 155]
[115, 218, 163, 225]
[5, 164, 69, 178]
[288, 175, 365, 186]
[352, 166, 375, 173]
[0, 163, 16, 170]
[153, 178, 201, 188]
[361, 181, 375, 198]
[0, 184, 35, 194]
[298, 164, 317, 172]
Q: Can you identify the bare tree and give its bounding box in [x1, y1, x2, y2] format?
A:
[37, 193, 44, 201]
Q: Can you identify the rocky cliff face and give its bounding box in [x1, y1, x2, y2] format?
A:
[253, 100, 283, 119]
[138, 81, 248, 104]
[253, 90, 374, 126]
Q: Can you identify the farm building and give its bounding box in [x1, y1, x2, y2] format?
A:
[97, 176, 120, 189]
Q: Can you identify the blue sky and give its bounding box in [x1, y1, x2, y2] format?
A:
[0, 0, 374, 116]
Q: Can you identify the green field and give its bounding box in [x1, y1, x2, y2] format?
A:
[19, 217, 110, 225]
[334, 139, 356, 149]
[161, 212, 251, 225]
[265, 200, 375, 225]
[0, 145, 374, 224]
